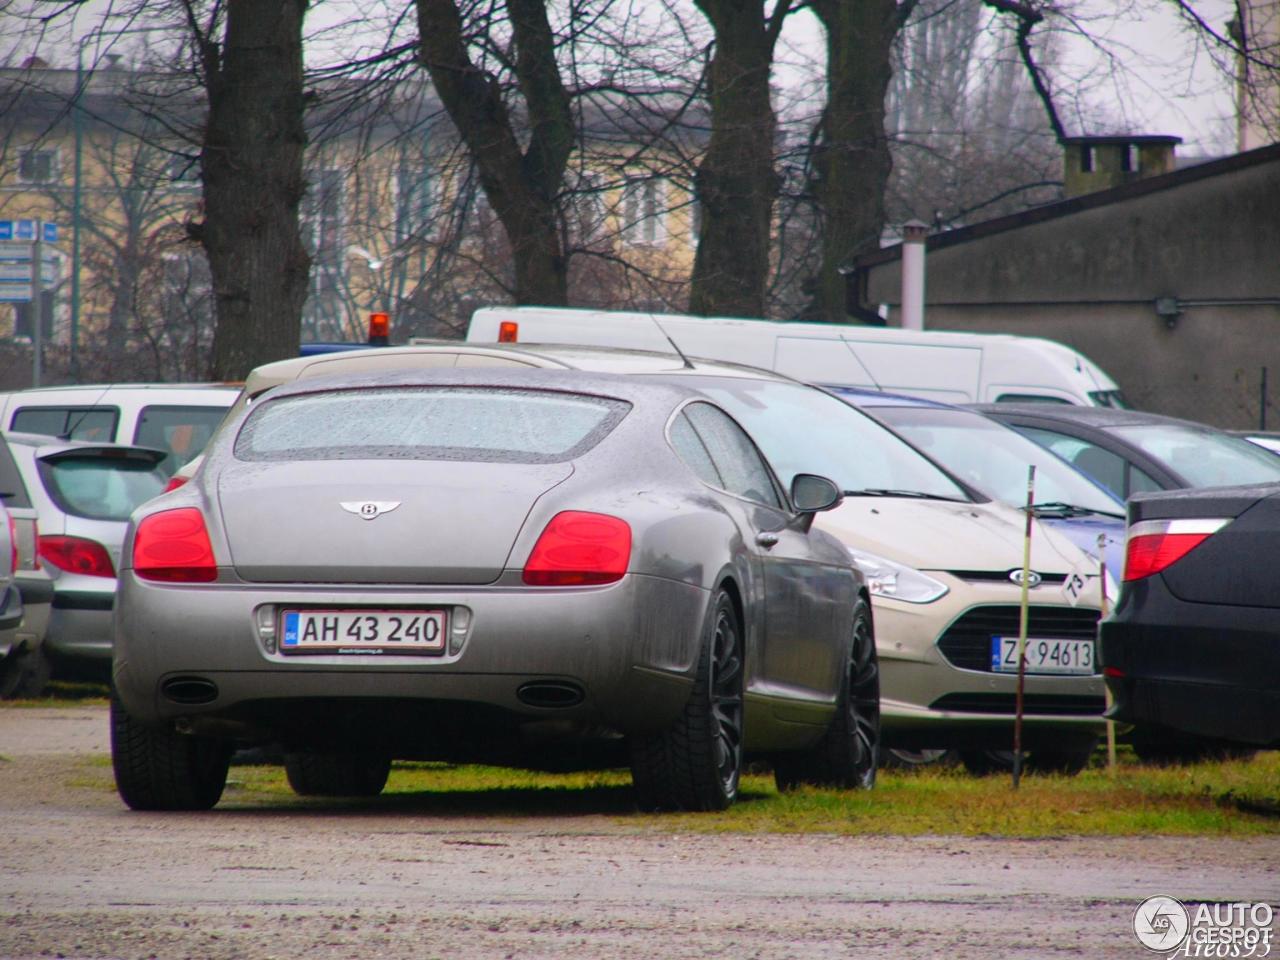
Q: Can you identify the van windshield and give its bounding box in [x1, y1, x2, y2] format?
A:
[673, 377, 971, 502]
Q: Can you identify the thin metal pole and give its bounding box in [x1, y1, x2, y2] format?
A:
[1099, 533, 1116, 774]
[71, 50, 84, 381]
[1262, 367, 1268, 431]
[1013, 464, 1035, 790]
[31, 226, 43, 387]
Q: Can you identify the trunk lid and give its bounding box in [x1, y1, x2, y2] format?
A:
[217, 459, 572, 584]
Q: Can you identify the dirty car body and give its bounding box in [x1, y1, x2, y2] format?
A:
[112, 369, 865, 810]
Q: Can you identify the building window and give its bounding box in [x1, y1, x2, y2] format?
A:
[13, 292, 54, 339]
[621, 178, 668, 246]
[1080, 145, 1095, 174]
[395, 166, 432, 241]
[1121, 143, 1140, 173]
[302, 168, 346, 295]
[19, 149, 57, 183]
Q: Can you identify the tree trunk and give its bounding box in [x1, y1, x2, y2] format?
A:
[195, 0, 310, 379]
[416, 0, 572, 306]
[688, 1, 781, 319]
[809, 0, 905, 323]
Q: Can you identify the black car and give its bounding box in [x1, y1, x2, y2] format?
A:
[1100, 484, 1280, 760]
[972, 404, 1280, 501]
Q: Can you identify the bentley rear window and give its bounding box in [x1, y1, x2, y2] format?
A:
[235, 387, 630, 464]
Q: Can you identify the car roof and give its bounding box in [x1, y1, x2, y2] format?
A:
[969, 403, 1205, 429]
[243, 341, 790, 399]
[1, 383, 240, 397]
[258, 364, 744, 406]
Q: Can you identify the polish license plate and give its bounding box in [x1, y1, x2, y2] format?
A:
[281, 609, 447, 655]
[990, 636, 1095, 675]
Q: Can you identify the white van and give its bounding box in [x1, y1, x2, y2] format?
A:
[464, 306, 1126, 407]
[0, 383, 240, 476]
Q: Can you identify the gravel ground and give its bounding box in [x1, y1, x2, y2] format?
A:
[2, 706, 1277, 959]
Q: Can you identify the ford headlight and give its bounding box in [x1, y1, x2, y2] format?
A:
[848, 548, 948, 604]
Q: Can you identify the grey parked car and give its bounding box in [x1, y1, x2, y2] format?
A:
[0, 431, 51, 697]
[111, 369, 875, 812]
[5, 433, 168, 680]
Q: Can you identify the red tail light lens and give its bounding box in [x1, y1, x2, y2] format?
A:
[523, 511, 631, 586]
[164, 475, 189, 493]
[133, 508, 217, 583]
[39, 535, 116, 578]
[1123, 518, 1229, 582]
[498, 321, 519, 343]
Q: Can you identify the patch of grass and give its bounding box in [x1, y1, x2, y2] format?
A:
[1, 680, 109, 707]
[217, 751, 1280, 836]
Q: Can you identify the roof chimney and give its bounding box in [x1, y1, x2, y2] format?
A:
[1062, 135, 1182, 198]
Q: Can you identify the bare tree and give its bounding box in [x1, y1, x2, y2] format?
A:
[805, 0, 919, 322]
[414, 0, 574, 307]
[183, 0, 311, 379]
[687, 0, 793, 318]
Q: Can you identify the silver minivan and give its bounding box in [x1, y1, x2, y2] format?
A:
[0, 383, 238, 477]
[6, 433, 167, 678]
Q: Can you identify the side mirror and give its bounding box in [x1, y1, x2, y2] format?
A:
[790, 473, 842, 513]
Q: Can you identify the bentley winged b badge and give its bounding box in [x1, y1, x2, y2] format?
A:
[340, 501, 402, 521]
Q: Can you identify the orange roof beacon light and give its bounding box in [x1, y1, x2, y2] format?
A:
[367, 312, 391, 346]
[498, 321, 519, 343]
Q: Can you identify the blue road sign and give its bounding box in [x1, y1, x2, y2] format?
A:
[0, 221, 58, 243]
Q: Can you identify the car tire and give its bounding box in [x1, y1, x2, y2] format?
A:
[283, 752, 392, 797]
[775, 597, 879, 791]
[110, 688, 231, 811]
[960, 739, 1097, 777]
[630, 588, 744, 811]
[1130, 729, 1257, 765]
[0, 647, 51, 700]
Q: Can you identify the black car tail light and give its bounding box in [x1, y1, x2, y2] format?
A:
[1123, 518, 1229, 581]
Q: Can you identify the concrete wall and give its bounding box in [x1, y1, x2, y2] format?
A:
[856, 151, 1280, 428]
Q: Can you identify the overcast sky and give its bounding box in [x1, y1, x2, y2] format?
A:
[21, 0, 1241, 154]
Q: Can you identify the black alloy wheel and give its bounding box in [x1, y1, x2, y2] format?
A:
[775, 596, 880, 791]
[630, 589, 744, 811]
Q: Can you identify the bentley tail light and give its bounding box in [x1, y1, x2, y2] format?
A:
[164, 475, 189, 493]
[523, 511, 631, 586]
[1122, 518, 1229, 582]
[39, 535, 116, 578]
[133, 508, 217, 583]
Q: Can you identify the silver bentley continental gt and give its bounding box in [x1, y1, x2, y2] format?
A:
[111, 369, 877, 811]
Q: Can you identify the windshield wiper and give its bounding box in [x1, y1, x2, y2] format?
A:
[843, 488, 968, 503]
[1028, 501, 1125, 519]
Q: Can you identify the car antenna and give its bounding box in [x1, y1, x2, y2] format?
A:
[839, 335, 884, 392]
[650, 315, 695, 370]
[60, 383, 116, 440]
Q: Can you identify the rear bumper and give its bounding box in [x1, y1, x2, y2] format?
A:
[0, 583, 23, 633]
[113, 572, 709, 746]
[45, 591, 115, 662]
[1100, 581, 1280, 747]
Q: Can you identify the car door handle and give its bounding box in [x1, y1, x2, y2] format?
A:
[755, 532, 779, 548]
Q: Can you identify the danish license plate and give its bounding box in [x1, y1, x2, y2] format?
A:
[281, 609, 447, 655]
[990, 636, 1095, 675]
